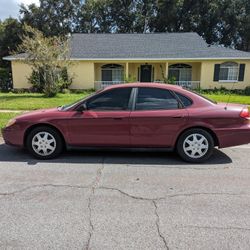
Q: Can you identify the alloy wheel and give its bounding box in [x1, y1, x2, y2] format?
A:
[183, 133, 209, 159]
[32, 132, 57, 156]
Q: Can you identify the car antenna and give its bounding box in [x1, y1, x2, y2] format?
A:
[225, 81, 236, 110]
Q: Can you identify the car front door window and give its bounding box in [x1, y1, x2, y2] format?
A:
[87, 88, 132, 111]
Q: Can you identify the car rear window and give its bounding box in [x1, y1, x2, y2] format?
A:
[174, 92, 193, 107]
[190, 90, 217, 104]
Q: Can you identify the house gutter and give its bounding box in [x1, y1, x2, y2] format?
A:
[3, 57, 250, 61]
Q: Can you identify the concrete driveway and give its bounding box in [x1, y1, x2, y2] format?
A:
[0, 138, 250, 250]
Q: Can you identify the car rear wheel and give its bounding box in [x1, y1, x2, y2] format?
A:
[26, 126, 63, 159]
[177, 128, 214, 163]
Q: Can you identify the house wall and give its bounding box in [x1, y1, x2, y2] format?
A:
[68, 61, 95, 89]
[200, 60, 250, 89]
[9, 59, 250, 90]
[11, 61, 33, 89]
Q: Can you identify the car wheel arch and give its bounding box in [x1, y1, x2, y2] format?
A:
[24, 123, 66, 148]
[174, 126, 220, 148]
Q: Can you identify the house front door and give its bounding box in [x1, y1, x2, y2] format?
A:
[140, 65, 152, 82]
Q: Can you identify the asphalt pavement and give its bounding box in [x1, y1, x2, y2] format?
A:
[0, 138, 250, 250]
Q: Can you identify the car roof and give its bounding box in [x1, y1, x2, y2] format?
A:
[104, 82, 216, 108]
[105, 82, 183, 90]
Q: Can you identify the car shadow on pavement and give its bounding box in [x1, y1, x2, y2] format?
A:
[0, 143, 232, 166]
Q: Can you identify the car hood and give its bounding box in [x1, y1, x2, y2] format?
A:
[15, 108, 61, 120]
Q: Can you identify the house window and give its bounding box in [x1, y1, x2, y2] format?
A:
[168, 64, 192, 82]
[101, 64, 124, 82]
[219, 62, 239, 82]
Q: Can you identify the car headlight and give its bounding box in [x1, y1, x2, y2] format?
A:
[5, 119, 16, 128]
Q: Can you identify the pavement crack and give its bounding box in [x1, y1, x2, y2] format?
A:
[153, 200, 169, 250]
[183, 225, 250, 232]
[97, 187, 248, 201]
[1, 184, 247, 201]
[85, 157, 105, 250]
[86, 195, 94, 250]
[167, 192, 247, 198]
[98, 186, 155, 201]
[0, 184, 90, 196]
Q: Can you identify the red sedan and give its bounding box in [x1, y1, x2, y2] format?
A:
[2, 83, 250, 162]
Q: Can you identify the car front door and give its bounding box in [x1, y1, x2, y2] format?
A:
[68, 87, 132, 147]
[130, 87, 189, 148]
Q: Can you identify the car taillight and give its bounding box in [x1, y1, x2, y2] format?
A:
[240, 108, 250, 119]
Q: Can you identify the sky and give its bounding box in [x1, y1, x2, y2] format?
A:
[0, 0, 40, 21]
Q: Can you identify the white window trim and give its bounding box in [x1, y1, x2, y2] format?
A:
[101, 66, 124, 82]
[168, 67, 192, 82]
[219, 80, 239, 83]
[219, 63, 239, 82]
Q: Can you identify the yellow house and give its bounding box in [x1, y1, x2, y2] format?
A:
[3, 33, 250, 90]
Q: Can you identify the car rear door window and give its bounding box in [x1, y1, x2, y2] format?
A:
[135, 87, 179, 110]
[174, 92, 193, 107]
[87, 88, 132, 111]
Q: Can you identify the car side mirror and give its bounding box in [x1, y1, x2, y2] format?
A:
[77, 103, 87, 112]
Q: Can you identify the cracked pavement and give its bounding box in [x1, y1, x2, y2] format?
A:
[0, 139, 250, 250]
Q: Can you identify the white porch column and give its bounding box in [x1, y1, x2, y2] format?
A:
[125, 62, 129, 79]
[165, 62, 169, 80]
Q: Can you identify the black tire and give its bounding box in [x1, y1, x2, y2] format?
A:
[26, 126, 64, 159]
[176, 128, 214, 163]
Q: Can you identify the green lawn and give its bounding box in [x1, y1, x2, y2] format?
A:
[0, 91, 249, 111]
[0, 91, 92, 110]
[205, 94, 250, 105]
[0, 91, 249, 135]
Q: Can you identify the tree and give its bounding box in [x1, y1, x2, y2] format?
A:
[236, 0, 250, 51]
[0, 18, 23, 68]
[3, 0, 249, 52]
[17, 25, 71, 97]
[109, 0, 136, 33]
[77, 0, 113, 33]
[134, 0, 156, 33]
[20, 0, 82, 36]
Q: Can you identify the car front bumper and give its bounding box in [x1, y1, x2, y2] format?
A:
[2, 126, 24, 147]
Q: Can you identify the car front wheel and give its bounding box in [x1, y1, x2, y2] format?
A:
[177, 128, 214, 163]
[26, 126, 63, 159]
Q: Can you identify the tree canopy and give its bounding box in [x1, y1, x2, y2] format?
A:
[0, 0, 249, 69]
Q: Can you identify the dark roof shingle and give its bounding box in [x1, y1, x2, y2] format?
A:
[4, 32, 250, 60]
[70, 33, 250, 59]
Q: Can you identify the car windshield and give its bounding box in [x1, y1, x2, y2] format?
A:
[58, 91, 98, 111]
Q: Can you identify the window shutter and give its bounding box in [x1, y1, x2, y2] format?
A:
[238, 64, 245, 81]
[213, 64, 220, 81]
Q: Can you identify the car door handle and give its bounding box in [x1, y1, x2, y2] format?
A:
[172, 115, 184, 118]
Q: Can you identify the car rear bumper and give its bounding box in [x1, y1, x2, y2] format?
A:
[2, 127, 24, 147]
[216, 124, 250, 148]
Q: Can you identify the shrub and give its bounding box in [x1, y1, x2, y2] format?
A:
[28, 67, 72, 95]
[61, 88, 71, 94]
[11, 88, 30, 94]
[17, 25, 71, 97]
[28, 68, 44, 92]
[0, 68, 12, 92]
[245, 86, 250, 96]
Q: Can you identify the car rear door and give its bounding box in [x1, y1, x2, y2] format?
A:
[130, 87, 189, 148]
[68, 87, 132, 147]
